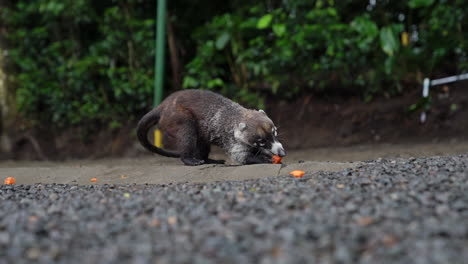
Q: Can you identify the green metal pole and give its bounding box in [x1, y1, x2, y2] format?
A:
[154, 0, 166, 107]
[153, 0, 166, 148]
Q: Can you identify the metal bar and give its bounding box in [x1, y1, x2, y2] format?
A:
[431, 73, 468, 86]
[153, 0, 166, 148]
[419, 73, 467, 123]
[420, 78, 430, 123]
[154, 0, 166, 107]
[422, 78, 430, 97]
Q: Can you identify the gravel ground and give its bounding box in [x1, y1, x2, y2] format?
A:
[1, 154, 468, 264]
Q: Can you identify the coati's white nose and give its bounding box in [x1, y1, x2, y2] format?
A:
[271, 141, 286, 157]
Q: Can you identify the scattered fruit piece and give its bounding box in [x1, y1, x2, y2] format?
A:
[336, 184, 345, 189]
[167, 216, 177, 225]
[150, 219, 161, 227]
[382, 234, 398, 247]
[236, 191, 247, 203]
[272, 155, 282, 164]
[91, 178, 97, 182]
[123, 193, 131, 198]
[356, 216, 374, 226]
[217, 211, 232, 221]
[290, 170, 305, 178]
[4, 177, 16, 184]
[28, 215, 39, 223]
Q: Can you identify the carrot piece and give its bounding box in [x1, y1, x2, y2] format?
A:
[4, 177, 16, 184]
[289, 170, 305, 178]
[272, 155, 282, 164]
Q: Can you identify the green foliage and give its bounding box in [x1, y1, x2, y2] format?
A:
[183, 0, 468, 104]
[2, 0, 468, 129]
[408, 0, 435, 9]
[257, 14, 273, 29]
[380, 26, 400, 56]
[3, 0, 156, 128]
[407, 96, 432, 113]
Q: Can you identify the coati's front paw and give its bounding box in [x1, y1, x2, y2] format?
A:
[181, 157, 205, 166]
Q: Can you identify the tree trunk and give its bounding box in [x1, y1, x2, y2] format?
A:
[0, 5, 16, 158]
[166, 12, 182, 90]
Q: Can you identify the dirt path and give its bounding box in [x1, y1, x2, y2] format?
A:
[0, 159, 355, 185]
[1, 141, 467, 185]
[285, 140, 468, 162]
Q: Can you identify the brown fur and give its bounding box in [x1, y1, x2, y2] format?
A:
[137, 89, 285, 165]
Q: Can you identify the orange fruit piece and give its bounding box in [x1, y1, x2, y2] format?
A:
[290, 170, 305, 178]
[272, 155, 282, 164]
[4, 177, 16, 184]
[91, 178, 97, 182]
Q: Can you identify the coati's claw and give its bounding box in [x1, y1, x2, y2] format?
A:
[182, 158, 205, 166]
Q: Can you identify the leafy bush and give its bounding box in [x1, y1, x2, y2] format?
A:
[183, 0, 468, 104]
[3, 0, 156, 128]
[2, 0, 468, 128]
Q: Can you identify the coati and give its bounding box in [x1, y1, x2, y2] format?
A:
[137, 89, 286, 166]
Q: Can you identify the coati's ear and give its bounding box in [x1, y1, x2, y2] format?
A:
[238, 122, 246, 131]
[258, 109, 266, 114]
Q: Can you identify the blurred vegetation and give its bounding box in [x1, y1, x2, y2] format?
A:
[1, 0, 467, 129]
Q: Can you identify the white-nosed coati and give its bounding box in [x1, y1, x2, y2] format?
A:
[137, 89, 286, 166]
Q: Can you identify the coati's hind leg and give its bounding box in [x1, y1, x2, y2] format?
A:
[172, 118, 206, 166]
[198, 141, 225, 165]
[163, 111, 223, 166]
[179, 138, 205, 166]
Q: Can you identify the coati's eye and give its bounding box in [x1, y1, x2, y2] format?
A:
[272, 127, 278, 137]
[257, 138, 266, 147]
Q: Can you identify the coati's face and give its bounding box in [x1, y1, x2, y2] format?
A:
[234, 110, 286, 157]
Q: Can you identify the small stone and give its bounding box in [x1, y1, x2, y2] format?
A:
[26, 248, 41, 260]
[47, 204, 61, 214]
[49, 193, 59, 201]
[0, 232, 9, 244]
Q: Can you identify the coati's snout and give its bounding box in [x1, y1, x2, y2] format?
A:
[271, 141, 286, 157]
[234, 110, 286, 157]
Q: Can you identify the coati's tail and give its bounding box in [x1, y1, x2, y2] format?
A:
[136, 108, 180, 158]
